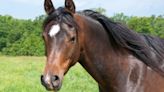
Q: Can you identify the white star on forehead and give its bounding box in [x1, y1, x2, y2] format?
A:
[49, 24, 60, 37]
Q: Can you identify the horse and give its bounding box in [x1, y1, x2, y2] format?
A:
[41, 0, 164, 92]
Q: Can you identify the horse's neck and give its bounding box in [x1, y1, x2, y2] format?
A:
[76, 14, 129, 88]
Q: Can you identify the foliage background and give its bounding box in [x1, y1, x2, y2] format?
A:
[0, 8, 164, 56]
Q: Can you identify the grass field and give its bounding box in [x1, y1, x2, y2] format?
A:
[0, 56, 98, 92]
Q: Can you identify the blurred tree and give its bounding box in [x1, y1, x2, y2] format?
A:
[111, 13, 130, 24]
[0, 12, 163, 56]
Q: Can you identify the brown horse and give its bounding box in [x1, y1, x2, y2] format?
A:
[41, 0, 164, 92]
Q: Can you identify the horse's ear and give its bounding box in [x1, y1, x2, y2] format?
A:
[65, 0, 76, 13]
[44, 0, 55, 15]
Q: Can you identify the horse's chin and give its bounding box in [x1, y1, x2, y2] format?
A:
[53, 86, 62, 92]
[52, 89, 60, 92]
[46, 86, 61, 92]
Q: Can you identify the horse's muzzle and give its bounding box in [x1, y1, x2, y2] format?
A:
[41, 75, 62, 91]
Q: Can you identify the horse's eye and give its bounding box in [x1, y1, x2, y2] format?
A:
[70, 37, 76, 43]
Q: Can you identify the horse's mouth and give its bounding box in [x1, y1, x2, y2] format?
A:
[44, 82, 62, 91]
[52, 82, 62, 92]
[41, 75, 62, 91]
[42, 83, 62, 92]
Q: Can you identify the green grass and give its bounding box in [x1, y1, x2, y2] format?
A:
[0, 56, 98, 92]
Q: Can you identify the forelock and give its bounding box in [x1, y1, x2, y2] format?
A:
[43, 7, 77, 29]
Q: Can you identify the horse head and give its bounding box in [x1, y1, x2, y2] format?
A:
[41, 0, 81, 91]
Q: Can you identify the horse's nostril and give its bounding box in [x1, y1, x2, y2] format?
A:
[51, 75, 59, 82]
[41, 75, 44, 83]
[41, 75, 54, 91]
[41, 75, 47, 87]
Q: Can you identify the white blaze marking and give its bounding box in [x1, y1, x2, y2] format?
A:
[49, 24, 60, 37]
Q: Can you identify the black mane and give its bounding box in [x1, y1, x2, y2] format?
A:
[80, 10, 164, 76]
